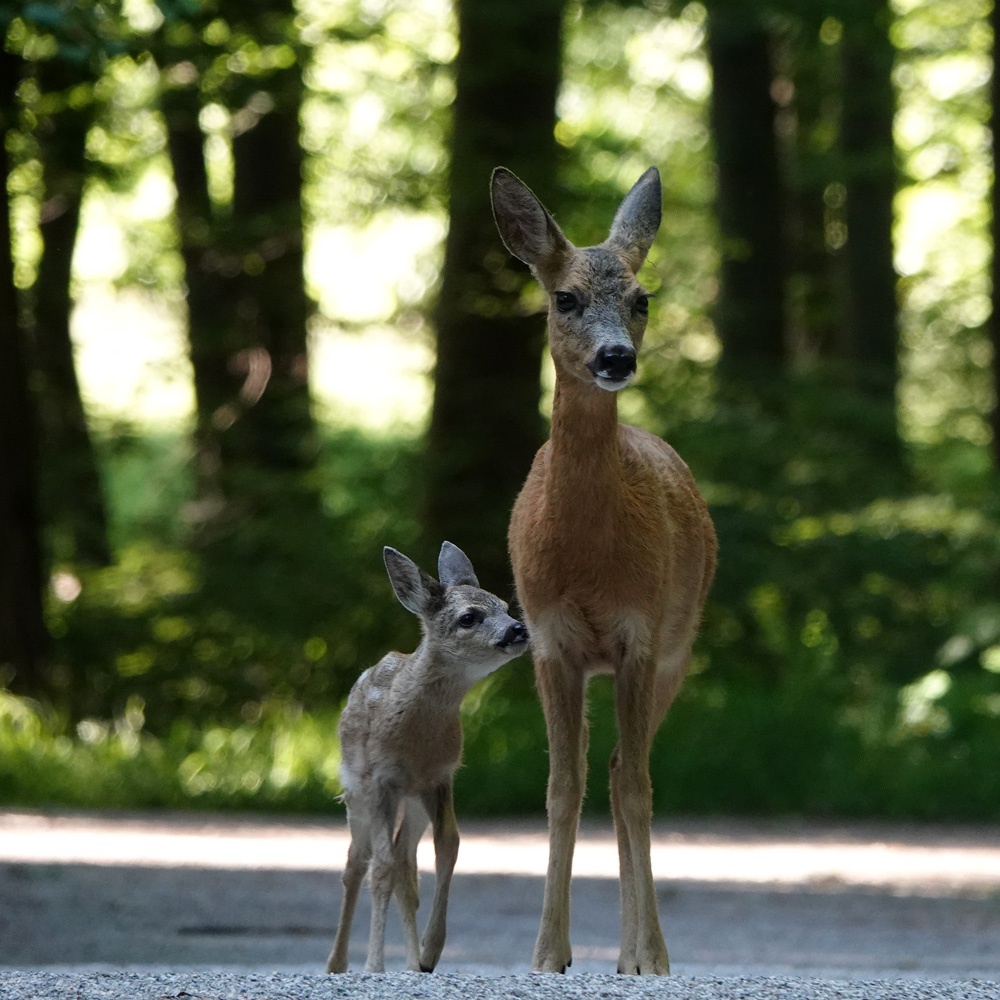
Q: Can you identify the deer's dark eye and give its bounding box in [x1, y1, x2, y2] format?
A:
[555, 291, 577, 313]
[458, 611, 479, 628]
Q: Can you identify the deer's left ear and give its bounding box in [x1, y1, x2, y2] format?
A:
[605, 167, 661, 274]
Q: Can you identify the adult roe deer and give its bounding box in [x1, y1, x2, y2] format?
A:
[326, 541, 528, 973]
[491, 166, 717, 975]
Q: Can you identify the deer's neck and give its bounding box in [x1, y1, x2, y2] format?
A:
[547, 368, 622, 513]
[402, 645, 469, 709]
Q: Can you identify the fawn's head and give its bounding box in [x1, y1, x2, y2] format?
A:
[491, 166, 661, 392]
[383, 542, 528, 681]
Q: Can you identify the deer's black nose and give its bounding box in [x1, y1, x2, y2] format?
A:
[588, 345, 636, 381]
[500, 622, 528, 648]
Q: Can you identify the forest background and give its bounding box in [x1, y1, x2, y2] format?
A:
[2, 0, 1000, 819]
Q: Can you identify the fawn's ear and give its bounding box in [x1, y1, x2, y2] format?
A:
[491, 167, 571, 271]
[438, 541, 479, 589]
[605, 166, 661, 274]
[384, 547, 444, 616]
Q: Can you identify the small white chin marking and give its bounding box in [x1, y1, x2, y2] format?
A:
[594, 374, 632, 392]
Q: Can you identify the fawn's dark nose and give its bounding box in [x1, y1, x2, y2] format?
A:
[588, 344, 636, 382]
[500, 622, 528, 648]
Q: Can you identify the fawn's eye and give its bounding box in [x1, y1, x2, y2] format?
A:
[457, 611, 479, 628]
[555, 291, 578, 313]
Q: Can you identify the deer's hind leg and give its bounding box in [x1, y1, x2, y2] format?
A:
[418, 779, 460, 972]
[326, 802, 372, 973]
[610, 656, 683, 976]
[364, 786, 401, 973]
[393, 797, 430, 972]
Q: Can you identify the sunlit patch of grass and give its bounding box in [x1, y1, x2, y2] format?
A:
[0, 692, 346, 813]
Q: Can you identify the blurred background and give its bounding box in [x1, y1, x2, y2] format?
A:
[1, 0, 998, 821]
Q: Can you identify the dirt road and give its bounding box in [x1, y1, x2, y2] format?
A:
[2, 809, 999, 986]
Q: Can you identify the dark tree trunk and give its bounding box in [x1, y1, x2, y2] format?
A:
[0, 49, 49, 694]
[990, 0, 1000, 469]
[32, 62, 112, 566]
[840, 1, 898, 384]
[425, 0, 564, 589]
[227, 77, 315, 492]
[706, 7, 787, 369]
[164, 63, 316, 531]
[782, 29, 845, 364]
[161, 75, 232, 513]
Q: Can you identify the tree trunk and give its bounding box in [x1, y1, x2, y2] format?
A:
[706, 7, 787, 369]
[840, 1, 898, 385]
[0, 48, 49, 694]
[32, 62, 112, 566]
[227, 75, 315, 493]
[164, 63, 316, 532]
[782, 28, 845, 364]
[425, 0, 564, 589]
[161, 74, 231, 515]
[990, 0, 1000, 469]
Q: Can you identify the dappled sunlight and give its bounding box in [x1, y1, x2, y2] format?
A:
[5, 0, 1000, 825]
[72, 289, 194, 426]
[306, 212, 445, 323]
[310, 320, 433, 431]
[53, 0, 994, 454]
[3, 810, 1000, 893]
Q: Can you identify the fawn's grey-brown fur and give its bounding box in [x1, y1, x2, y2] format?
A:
[326, 542, 527, 973]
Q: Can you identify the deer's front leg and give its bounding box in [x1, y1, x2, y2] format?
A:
[326, 804, 371, 973]
[365, 788, 399, 973]
[418, 779, 460, 972]
[533, 658, 588, 974]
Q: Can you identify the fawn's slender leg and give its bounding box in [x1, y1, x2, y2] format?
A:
[418, 780, 460, 972]
[393, 799, 429, 972]
[533, 659, 589, 973]
[326, 804, 371, 973]
[365, 788, 399, 973]
[610, 659, 672, 975]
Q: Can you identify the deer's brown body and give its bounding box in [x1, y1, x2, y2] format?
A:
[493, 168, 717, 975]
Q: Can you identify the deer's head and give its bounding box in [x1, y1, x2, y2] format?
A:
[491, 166, 661, 392]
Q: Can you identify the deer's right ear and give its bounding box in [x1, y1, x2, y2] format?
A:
[491, 167, 570, 269]
[438, 541, 479, 589]
[383, 547, 443, 616]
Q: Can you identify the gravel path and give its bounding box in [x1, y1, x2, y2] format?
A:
[2, 810, 999, 998]
[3, 971, 1000, 1000]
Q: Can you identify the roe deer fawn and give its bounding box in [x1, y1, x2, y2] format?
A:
[491, 167, 717, 975]
[326, 541, 527, 974]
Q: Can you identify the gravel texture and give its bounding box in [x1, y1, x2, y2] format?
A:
[2, 971, 1000, 1000]
[3, 811, 1000, 999]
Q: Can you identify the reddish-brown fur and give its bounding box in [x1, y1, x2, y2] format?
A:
[492, 167, 717, 975]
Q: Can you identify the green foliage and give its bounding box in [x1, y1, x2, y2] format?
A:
[1, 387, 996, 819]
[0, 691, 345, 811]
[3, 0, 1000, 823]
[44, 428, 423, 731]
[3, 1, 129, 68]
